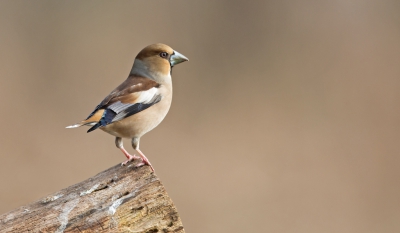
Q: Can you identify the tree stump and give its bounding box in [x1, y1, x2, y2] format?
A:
[0, 163, 185, 233]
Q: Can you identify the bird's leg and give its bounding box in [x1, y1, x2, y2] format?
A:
[115, 137, 140, 165]
[132, 138, 154, 171]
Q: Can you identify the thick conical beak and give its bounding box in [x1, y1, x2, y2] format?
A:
[170, 50, 189, 66]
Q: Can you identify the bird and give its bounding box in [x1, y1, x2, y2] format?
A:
[66, 43, 188, 171]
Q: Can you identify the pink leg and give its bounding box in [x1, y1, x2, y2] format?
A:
[135, 149, 154, 171]
[115, 137, 140, 166]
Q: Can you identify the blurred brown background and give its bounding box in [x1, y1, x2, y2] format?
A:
[0, 0, 399, 232]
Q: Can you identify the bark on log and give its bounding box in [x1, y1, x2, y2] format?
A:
[0, 163, 185, 233]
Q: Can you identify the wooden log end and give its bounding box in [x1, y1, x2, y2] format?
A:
[0, 162, 185, 233]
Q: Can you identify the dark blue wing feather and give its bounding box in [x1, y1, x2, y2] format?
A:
[87, 109, 117, 132]
[87, 94, 161, 133]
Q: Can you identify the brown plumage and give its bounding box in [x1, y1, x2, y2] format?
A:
[67, 43, 188, 171]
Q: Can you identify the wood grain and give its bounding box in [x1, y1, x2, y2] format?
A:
[0, 163, 185, 233]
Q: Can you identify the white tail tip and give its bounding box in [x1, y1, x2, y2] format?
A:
[66, 124, 81, 129]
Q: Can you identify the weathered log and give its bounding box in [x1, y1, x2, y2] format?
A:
[0, 163, 185, 233]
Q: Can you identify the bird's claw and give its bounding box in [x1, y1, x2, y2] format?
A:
[120, 153, 154, 172]
[121, 154, 140, 166]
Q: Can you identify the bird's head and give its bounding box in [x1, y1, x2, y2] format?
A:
[132, 43, 188, 80]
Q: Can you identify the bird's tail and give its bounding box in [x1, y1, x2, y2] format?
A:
[66, 123, 83, 128]
[65, 109, 104, 129]
[65, 121, 96, 129]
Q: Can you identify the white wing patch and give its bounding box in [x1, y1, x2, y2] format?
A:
[106, 87, 162, 123]
[135, 87, 159, 104]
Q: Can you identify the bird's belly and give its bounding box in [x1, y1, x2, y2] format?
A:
[100, 99, 171, 138]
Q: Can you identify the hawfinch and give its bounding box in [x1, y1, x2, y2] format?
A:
[67, 43, 188, 171]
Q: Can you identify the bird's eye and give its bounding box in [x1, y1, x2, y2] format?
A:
[159, 52, 168, 58]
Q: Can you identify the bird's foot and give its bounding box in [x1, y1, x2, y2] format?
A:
[121, 155, 153, 172]
[133, 157, 154, 171]
[121, 154, 141, 166]
[134, 149, 155, 172]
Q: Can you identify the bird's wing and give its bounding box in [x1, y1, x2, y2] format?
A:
[85, 75, 162, 132]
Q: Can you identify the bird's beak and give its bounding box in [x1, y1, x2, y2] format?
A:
[170, 50, 189, 67]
